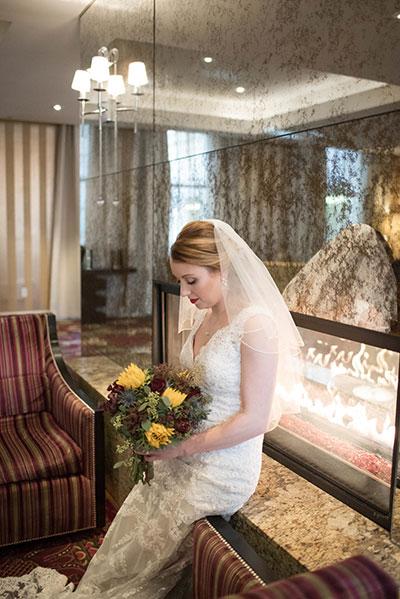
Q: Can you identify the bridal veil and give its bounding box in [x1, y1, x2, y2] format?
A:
[177, 219, 304, 430]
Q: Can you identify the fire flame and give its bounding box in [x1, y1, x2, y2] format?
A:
[299, 341, 397, 449]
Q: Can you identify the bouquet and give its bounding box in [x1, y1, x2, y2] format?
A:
[102, 362, 210, 486]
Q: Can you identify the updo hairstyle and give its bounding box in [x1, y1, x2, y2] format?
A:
[170, 221, 220, 270]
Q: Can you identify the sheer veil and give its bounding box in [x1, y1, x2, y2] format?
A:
[177, 219, 304, 430]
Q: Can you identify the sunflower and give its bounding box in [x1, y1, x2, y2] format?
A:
[116, 363, 146, 390]
[162, 387, 187, 408]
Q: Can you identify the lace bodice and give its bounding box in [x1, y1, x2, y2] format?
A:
[181, 306, 274, 428]
[181, 309, 244, 428]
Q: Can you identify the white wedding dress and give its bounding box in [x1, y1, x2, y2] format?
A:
[0, 308, 265, 599]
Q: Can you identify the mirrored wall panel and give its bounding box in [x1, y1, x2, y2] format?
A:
[81, 166, 153, 321]
[154, 0, 400, 162]
[153, 110, 400, 298]
[79, 0, 400, 335]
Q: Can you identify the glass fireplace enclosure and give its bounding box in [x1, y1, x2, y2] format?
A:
[152, 280, 400, 541]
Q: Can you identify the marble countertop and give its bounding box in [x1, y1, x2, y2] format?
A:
[66, 354, 400, 586]
[66, 355, 122, 400]
[233, 453, 400, 584]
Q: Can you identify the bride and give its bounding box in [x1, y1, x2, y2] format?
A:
[0, 219, 302, 598]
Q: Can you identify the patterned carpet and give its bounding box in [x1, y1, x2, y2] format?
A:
[56, 316, 153, 369]
[0, 499, 117, 584]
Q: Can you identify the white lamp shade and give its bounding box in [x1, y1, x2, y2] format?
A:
[71, 69, 91, 93]
[128, 62, 148, 87]
[89, 55, 110, 82]
[107, 74, 126, 98]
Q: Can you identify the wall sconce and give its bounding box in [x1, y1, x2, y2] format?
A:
[71, 47, 148, 206]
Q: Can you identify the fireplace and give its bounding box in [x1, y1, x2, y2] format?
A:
[264, 313, 400, 532]
[152, 280, 400, 535]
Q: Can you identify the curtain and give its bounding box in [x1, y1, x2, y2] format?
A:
[49, 125, 80, 319]
[0, 121, 80, 319]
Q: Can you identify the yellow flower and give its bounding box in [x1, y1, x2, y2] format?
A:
[145, 423, 175, 448]
[162, 387, 187, 408]
[116, 363, 146, 390]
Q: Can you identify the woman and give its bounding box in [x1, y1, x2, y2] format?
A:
[0, 220, 302, 598]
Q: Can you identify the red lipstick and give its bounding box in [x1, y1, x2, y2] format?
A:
[190, 298, 199, 304]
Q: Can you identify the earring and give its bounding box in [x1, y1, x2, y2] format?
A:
[221, 276, 228, 287]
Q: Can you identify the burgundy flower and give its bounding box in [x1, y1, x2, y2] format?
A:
[125, 406, 148, 434]
[100, 380, 123, 415]
[102, 394, 119, 415]
[107, 380, 124, 397]
[149, 376, 167, 394]
[174, 418, 191, 434]
[186, 387, 201, 399]
[160, 411, 175, 424]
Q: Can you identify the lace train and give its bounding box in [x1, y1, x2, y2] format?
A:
[0, 566, 74, 598]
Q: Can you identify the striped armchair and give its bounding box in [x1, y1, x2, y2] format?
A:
[0, 312, 105, 547]
[193, 518, 398, 599]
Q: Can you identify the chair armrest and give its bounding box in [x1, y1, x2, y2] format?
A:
[46, 358, 96, 478]
[218, 555, 398, 599]
[193, 517, 278, 599]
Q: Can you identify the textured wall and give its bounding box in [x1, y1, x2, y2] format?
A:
[79, 0, 400, 318]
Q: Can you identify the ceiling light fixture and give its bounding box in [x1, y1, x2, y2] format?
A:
[392, 11, 400, 18]
[235, 86, 245, 93]
[53, 104, 62, 111]
[71, 46, 148, 206]
[203, 57, 213, 63]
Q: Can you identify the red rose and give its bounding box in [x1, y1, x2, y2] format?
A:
[149, 377, 167, 394]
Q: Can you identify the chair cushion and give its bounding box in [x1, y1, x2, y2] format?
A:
[218, 555, 398, 599]
[0, 373, 50, 416]
[0, 411, 83, 484]
[0, 314, 51, 416]
[193, 519, 266, 599]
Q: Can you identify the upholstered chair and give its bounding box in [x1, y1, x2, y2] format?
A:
[192, 517, 398, 599]
[0, 312, 105, 547]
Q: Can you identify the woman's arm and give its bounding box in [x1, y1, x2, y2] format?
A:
[145, 315, 279, 462]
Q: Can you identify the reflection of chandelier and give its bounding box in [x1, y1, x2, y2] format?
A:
[71, 47, 148, 205]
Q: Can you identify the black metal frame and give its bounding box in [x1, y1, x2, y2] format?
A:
[152, 280, 180, 364]
[47, 313, 106, 528]
[152, 281, 400, 530]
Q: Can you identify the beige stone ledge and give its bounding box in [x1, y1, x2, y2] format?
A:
[233, 453, 400, 585]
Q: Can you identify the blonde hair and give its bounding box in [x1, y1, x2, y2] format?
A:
[170, 221, 220, 270]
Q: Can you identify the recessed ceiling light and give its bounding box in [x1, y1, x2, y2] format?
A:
[392, 11, 400, 18]
[235, 86, 245, 93]
[203, 57, 213, 63]
[53, 104, 62, 111]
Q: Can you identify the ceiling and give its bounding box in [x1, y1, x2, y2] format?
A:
[0, 0, 91, 125]
[1, 0, 400, 130]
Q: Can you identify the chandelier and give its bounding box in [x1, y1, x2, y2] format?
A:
[71, 46, 148, 205]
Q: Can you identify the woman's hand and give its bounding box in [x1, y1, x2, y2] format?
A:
[134, 444, 183, 462]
